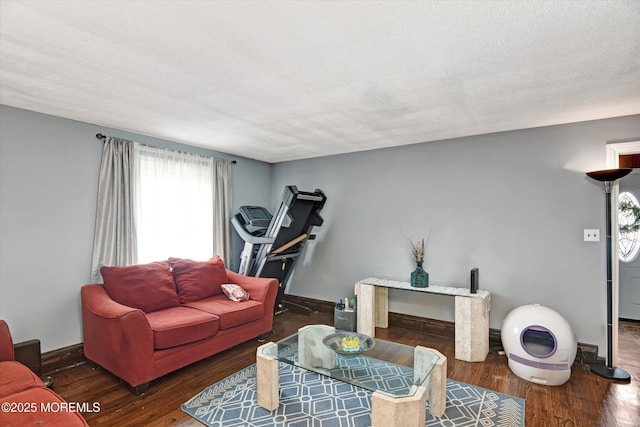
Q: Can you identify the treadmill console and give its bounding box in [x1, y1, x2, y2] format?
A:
[239, 206, 273, 228]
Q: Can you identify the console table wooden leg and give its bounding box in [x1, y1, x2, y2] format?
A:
[454, 295, 489, 362]
[371, 386, 426, 427]
[256, 342, 279, 411]
[357, 283, 388, 337]
[375, 286, 388, 328]
[357, 282, 376, 337]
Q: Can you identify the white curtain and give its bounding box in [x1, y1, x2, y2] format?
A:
[213, 159, 233, 262]
[89, 137, 137, 283]
[133, 144, 233, 263]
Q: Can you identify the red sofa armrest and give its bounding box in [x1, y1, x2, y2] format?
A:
[225, 270, 278, 314]
[81, 284, 154, 387]
[0, 320, 15, 362]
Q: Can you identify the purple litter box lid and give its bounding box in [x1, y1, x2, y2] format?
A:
[520, 325, 557, 358]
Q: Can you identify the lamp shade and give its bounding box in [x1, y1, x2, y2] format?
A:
[586, 168, 632, 182]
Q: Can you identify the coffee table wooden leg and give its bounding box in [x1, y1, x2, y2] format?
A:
[298, 324, 336, 369]
[256, 342, 279, 411]
[371, 386, 426, 427]
[424, 347, 447, 417]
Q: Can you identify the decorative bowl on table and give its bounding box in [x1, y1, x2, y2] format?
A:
[322, 332, 375, 356]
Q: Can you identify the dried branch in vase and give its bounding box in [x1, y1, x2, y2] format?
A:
[405, 237, 425, 262]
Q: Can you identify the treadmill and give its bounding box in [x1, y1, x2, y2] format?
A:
[231, 186, 327, 314]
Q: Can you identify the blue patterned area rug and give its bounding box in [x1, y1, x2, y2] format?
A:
[182, 357, 525, 427]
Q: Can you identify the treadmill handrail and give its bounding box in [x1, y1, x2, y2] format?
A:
[270, 233, 308, 256]
[297, 194, 324, 202]
[231, 215, 275, 244]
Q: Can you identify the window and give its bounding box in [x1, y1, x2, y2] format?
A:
[134, 144, 215, 263]
[618, 191, 640, 262]
[90, 137, 232, 284]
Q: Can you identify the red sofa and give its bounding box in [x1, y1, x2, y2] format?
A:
[81, 256, 278, 394]
[0, 320, 89, 426]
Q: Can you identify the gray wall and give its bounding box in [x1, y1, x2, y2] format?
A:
[2, 103, 639, 356]
[0, 105, 272, 351]
[272, 115, 640, 355]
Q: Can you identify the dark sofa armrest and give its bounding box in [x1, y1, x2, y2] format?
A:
[226, 270, 278, 313]
[81, 285, 154, 387]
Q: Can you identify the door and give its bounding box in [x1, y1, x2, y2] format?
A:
[618, 172, 640, 320]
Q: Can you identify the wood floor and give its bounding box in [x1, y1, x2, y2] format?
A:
[48, 312, 639, 427]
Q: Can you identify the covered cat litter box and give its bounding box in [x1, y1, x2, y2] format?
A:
[501, 304, 577, 386]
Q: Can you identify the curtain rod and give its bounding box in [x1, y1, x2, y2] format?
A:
[95, 133, 237, 164]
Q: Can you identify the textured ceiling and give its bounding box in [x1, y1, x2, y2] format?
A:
[1, 1, 639, 163]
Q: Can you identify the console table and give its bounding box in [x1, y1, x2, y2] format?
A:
[355, 277, 491, 362]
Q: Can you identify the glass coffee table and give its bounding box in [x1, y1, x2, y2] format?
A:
[256, 324, 447, 426]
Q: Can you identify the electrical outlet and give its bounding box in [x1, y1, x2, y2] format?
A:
[584, 229, 600, 242]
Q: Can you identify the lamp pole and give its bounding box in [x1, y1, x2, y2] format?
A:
[586, 168, 631, 381]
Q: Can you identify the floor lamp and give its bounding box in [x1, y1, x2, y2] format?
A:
[586, 168, 632, 381]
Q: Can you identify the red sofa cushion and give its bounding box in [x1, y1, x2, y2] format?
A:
[169, 256, 228, 303]
[145, 307, 220, 349]
[100, 261, 179, 313]
[184, 295, 264, 330]
[0, 361, 43, 398]
[0, 387, 89, 426]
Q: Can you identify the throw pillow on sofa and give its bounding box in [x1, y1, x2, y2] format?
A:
[221, 284, 250, 302]
[169, 255, 228, 303]
[100, 261, 180, 312]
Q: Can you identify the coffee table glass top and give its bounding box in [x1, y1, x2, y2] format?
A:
[262, 324, 440, 398]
